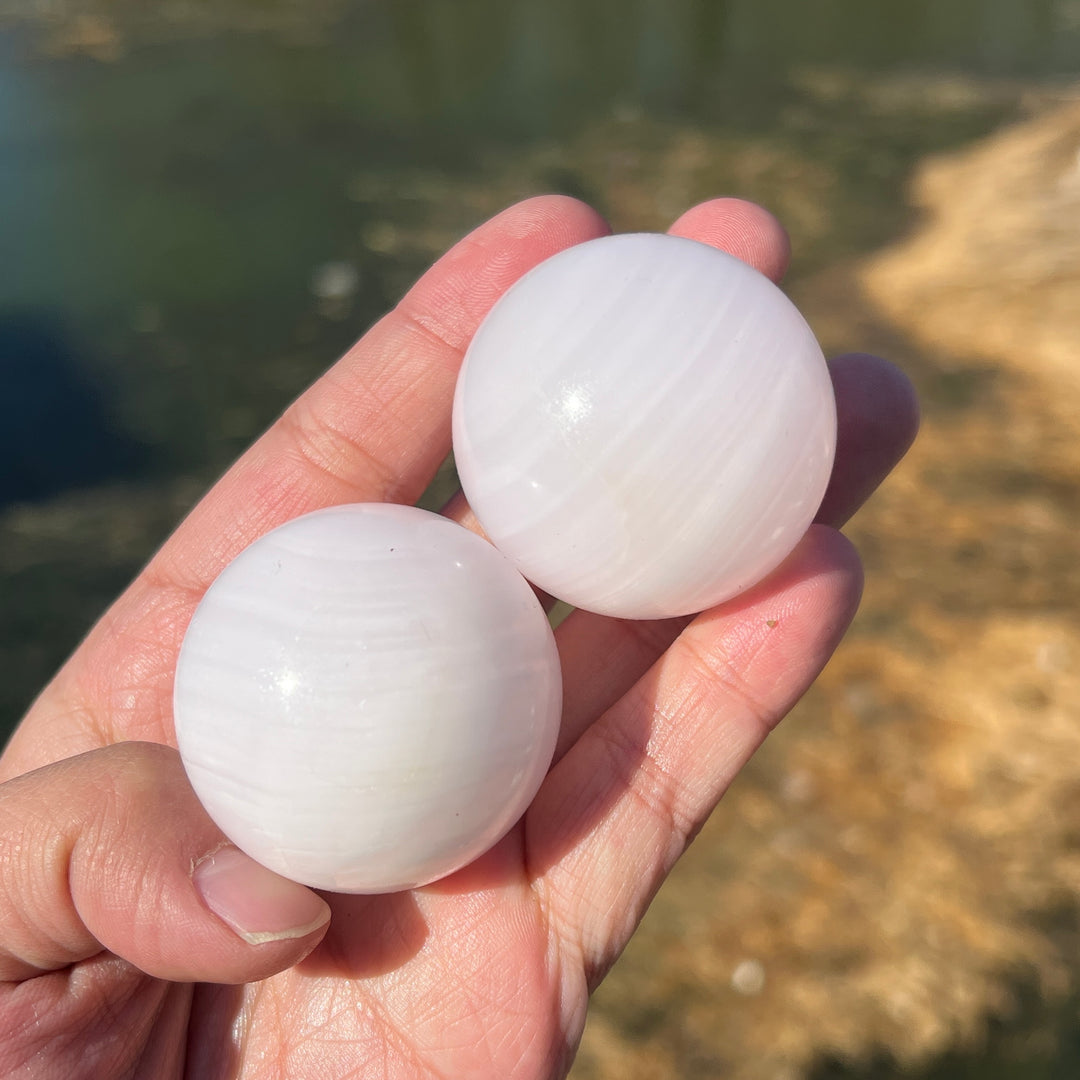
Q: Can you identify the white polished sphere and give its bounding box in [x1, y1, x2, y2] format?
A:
[453, 233, 837, 620]
[173, 503, 561, 894]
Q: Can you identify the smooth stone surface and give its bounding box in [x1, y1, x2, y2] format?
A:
[453, 232, 837, 619]
[174, 503, 561, 894]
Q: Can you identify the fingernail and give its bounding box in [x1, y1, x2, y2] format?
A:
[193, 846, 331, 945]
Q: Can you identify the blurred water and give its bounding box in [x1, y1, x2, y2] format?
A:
[4, 0, 1071, 503]
[2, 2, 1080, 1076]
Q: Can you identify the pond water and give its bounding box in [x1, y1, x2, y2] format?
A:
[1, 0, 1074, 508]
[2, 2, 1080, 1077]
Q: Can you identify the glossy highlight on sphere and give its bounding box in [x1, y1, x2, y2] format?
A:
[173, 504, 562, 894]
[453, 232, 837, 620]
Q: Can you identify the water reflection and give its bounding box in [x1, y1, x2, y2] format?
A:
[1, 310, 142, 503]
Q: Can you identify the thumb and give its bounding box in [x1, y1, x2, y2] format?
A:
[0, 741, 330, 983]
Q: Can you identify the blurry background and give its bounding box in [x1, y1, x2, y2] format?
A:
[2, 1, 1080, 1076]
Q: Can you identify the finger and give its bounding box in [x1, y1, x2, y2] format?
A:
[6, 196, 610, 776]
[668, 197, 791, 282]
[0, 742, 330, 983]
[816, 352, 920, 527]
[530, 525, 863, 984]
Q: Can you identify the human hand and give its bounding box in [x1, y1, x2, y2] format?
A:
[0, 196, 918, 1080]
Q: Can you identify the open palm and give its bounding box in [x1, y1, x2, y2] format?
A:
[0, 196, 917, 1079]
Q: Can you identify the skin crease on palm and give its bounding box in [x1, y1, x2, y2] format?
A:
[0, 196, 918, 1080]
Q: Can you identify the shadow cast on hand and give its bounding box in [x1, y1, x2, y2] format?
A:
[298, 891, 430, 979]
